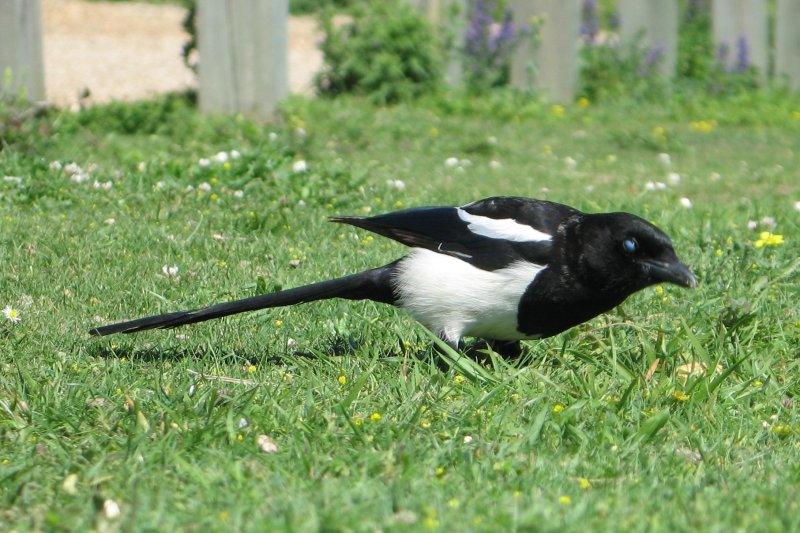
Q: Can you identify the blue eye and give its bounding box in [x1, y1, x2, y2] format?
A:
[622, 238, 639, 253]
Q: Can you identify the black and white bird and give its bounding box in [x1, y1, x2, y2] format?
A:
[90, 197, 697, 357]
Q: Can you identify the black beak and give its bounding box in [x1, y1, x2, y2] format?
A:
[644, 260, 698, 288]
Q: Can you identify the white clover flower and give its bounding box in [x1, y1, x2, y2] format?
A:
[747, 220, 758, 231]
[49, 161, 63, 171]
[667, 172, 681, 185]
[444, 157, 459, 167]
[489, 160, 502, 169]
[3, 305, 21, 323]
[212, 151, 229, 164]
[71, 173, 90, 184]
[93, 180, 112, 191]
[564, 156, 577, 170]
[3, 176, 22, 185]
[137, 161, 146, 172]
[103, 499, 121, 520]
[292, 160, 308, 173]
[155, 181, 165, 190]
[184, 185, 195, 192]
[231, 150, 241, 159]
[198, 158, 211, 168]
[463, 435, 473, 444]
[487, 136, 497, 145]
[759, 216, 776, 229]
[198, 182, 212, 192]
[795, 200, 800, 212]
[64, 162, 82, 176]
[233, 190, 244, 199]
[658, 153, 671, 166]
[295, 127, 307, 138]
[162, 265, 179, 277]
[105, 218, 116, 225]
[287, 338, 298, 349]
[710, 172, 721, 181]
[679, 197, 693, 208]
[385, 179, 406, 190]
[268, 132, 278, 142]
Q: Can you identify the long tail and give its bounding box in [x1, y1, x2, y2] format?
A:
[89, 265, 397, 336]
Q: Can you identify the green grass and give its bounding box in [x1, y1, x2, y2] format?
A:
[1, 90, 799, 531]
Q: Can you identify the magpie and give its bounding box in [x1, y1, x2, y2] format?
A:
[89, 197, 697, 357]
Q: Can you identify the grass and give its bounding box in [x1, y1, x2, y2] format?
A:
[1, 89, 799, 531]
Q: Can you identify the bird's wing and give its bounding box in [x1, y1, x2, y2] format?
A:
[332, 197, 582, 271]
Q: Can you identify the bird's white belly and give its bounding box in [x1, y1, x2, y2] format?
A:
[393, 248, 545, 343]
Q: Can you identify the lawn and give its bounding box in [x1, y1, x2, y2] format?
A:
[1, 89, 799, 531]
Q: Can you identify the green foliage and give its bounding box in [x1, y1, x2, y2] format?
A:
[578, 35, 669, 102]
[315, 2, 443, 103]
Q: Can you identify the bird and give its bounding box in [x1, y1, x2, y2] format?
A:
[89, 196, 697, 357]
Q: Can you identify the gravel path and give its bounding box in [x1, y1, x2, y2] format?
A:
[42, 0, 322, 106]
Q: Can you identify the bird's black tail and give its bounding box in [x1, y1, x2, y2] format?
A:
[89, 265, 397, 336]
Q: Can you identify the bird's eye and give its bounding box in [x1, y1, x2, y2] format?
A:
[622, 238, 639, 254]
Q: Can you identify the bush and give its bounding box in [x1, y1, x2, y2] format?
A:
[315, 2, 443, 103]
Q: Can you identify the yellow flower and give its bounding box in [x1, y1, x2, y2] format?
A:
[653, 126, 666, 137]
[671, 390, 690, 402]
[421, 418, 431, 429]
[236, 433, 244, 441]
[773, 425, 792, 438]
[754, 232, 784, 248]
[447, 498, 460, 508]
[370, 412, 382, 422]
[210, 193, 219, 202]
[219, 511, 230, 522]
[559, 495, 572, 505]
[247, 365, 257, 373]
[429, 127, 439, 137]
[690, 120, 716, 132]
[792, 111, 800, 120]
[394, 200, 404, 208]
[435, 466, 445, 476]
[338, 375, 347, 385]
[654, 285, 664, 295]
[543, 145, 552, 155]
[274, 319, 283, 327]
[453, 375, 465, 384]
[578, 478, 591, 490]
[552, 403, 565, 414]
[352, 416, 363, 426]
[551, 104, 565, 117]
[577, 97, 590, 107]
[715, 248, 724, 257]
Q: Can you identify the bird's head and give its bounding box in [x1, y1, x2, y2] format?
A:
[566, 212, 697, 296]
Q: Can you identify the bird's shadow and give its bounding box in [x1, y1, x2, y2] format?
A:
[87, 334, 533, 369]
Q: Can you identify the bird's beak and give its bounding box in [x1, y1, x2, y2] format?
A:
[644, 260, 698, 288]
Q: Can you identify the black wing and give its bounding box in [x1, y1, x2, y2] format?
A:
[332, 197, 582, 271]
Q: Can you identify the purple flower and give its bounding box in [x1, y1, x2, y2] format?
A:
[464, 0, 523, 87]
[734, 35, 750, 72]
[580, 0, 599, 43]
[639, 43, 664, 76]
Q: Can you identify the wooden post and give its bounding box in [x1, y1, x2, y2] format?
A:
[0, 0, 45, 100]
[618, 0, 678, 77]
[776, 0, 800, 89]
[510, 0, 580, 103]
[197, 0, 288, 120]
[711, 0, 768, 76]
[409, 0, 467, 85]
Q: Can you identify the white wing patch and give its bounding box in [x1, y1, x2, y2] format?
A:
[457, 208, 552, 242]
[394, 248, 546, 344]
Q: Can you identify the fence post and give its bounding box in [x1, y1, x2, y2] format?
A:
[409, 0, 467, 85]
[618, 0, 678, 77]
[197, 0, 288, 120]
[510, 0, 580, 103]
[776, 0, 800, 89]
[0, 0, 45, 100]
[711, 0, 768, 76]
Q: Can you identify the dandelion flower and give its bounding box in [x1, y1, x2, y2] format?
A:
[754, 232, 784, 248]
[577, 97, 590, 108]
[292, 160, 308, 173]
[370, 412, 382, 422]
[579, 478, 591, 490]
[559, 495, 572, 505]
[3, 305, 21, 323]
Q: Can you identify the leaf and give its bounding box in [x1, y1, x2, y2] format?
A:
[629, 410, 670, 446]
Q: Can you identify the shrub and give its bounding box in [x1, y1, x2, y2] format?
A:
[315, 2, 443, 103]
